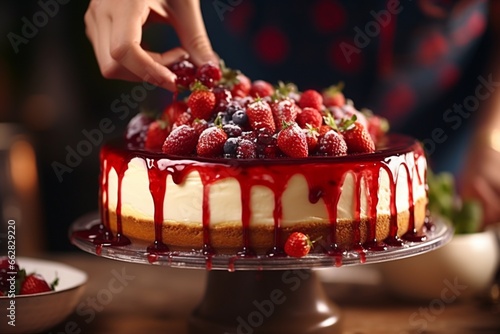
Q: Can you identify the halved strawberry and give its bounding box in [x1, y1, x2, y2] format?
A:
[187, 81, 216, 120]
[162, 125, 198, 155]
[246, 99, 276, 133]
[277, 122, 308, 158]
[144, 120, 170, 150]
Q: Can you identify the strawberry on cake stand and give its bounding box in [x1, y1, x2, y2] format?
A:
[70, 62, 453, 334]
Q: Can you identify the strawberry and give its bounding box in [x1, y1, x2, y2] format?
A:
[277, 122, 308, 158]
[212, 86, 233, 109]
[273, 81, 298, 100]
[231, 73, 251, 98]
[197, 126, 228, 157]
[318, 130, 348, 156]
[318, 125, 333, 137]
[144, 120, 170, 150]
[173, 111, 193, 128]
[187, 81, 216, 120]
[246, 99, 276, 133]
[296, 107, 322, 128]
[20, 274, 53, 295]
[271, 98, 299, 130]
[161, 101, 188, 124]
[284, 232, 312, 257]
[250, 80, 274, 98]
[366, 114, 389, 143]
[322, 82, 346, 107]
[192, 118, 209, 136]
[162, 125, 199, 155]
[298, 89, 323, 111]
[340, 119, 376, 154]
[303, 126, 319, 153]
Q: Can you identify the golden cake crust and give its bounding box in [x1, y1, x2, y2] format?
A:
[107, 197, 427, 254]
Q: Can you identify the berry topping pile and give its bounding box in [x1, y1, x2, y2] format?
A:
[125, 60, 389, 159]
[0, 257, 58, 296]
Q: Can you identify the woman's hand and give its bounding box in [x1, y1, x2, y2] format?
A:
[84, 0, 218, 91]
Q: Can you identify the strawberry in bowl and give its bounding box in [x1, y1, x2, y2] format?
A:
[0, 257, 87, 334]
[0, 257, 58, 296]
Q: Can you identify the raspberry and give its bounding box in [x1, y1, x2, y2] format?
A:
[196, 62, 222, 88]
[125, 112, 154, 147]
[237, 139, 257, 159]
[170, 60, 196, 89]
[223, 124, 243, 138]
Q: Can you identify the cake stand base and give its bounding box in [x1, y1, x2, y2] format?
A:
[188, 269, 341, 334]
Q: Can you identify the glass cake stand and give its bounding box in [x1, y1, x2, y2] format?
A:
[70, 213, 453, 334]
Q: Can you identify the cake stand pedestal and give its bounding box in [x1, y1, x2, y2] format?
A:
[70, 213, 452, 334]
[189, 270, 341, 334]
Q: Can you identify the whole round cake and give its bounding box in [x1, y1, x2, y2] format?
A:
[97, 61, 428, 257]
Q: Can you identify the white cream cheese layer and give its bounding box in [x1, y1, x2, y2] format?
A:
[105, 154, 427, 227]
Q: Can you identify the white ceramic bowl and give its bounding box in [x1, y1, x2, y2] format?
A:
[0, 257, 87, 334]
[376, 229, 499, 301]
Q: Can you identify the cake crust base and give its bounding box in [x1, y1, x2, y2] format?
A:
[106, 198, 427, 254]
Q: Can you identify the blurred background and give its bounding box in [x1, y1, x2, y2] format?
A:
[0, 0, 493, 253]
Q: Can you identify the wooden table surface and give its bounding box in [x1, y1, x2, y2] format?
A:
[45, 253, 499, 334]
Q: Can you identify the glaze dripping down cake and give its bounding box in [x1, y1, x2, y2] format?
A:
[97, 61, 429, 257]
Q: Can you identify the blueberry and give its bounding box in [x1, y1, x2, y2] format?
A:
[232, 110, 248, 126]
[225, 102, 243, 116]
[223, 137, 240, 157]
